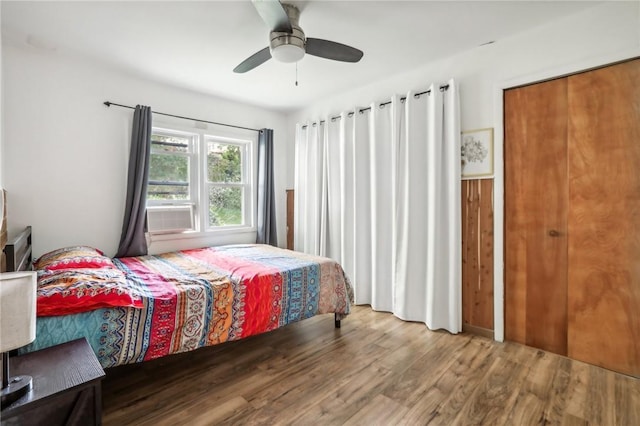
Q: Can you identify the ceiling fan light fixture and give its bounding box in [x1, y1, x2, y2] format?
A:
[269, 23, 306, 64]
[233, 1, 364, 73]
[271, 43, 305, 63]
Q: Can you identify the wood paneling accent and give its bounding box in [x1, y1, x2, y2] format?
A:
[286, 189, 294, 250]
[567, 59, 640, 377]
[505, 78, 569, 356]
[101, 306, 640, 425]
[462, 179, 494, 331]
[1, 189, 7, 273]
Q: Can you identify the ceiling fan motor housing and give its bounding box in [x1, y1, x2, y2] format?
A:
[269, 4, 305, 63]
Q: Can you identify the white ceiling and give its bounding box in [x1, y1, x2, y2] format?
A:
[2, 1, 600, 113]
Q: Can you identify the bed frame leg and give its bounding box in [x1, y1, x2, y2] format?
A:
[334, 314, 341, 329]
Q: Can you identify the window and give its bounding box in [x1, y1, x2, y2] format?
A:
[148, 131, 195, 203]
[206, 138, 251, 228]
[146, 125, 256, 236]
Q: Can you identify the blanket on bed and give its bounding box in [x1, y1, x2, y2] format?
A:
[26, 244, 352, 367]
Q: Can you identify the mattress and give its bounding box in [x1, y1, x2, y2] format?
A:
[22, 244, 353, 368]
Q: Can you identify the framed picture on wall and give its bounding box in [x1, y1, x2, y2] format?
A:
[461, 127, 493, 179]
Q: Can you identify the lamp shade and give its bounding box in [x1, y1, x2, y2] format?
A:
[271, 44, 305, 63]
[0, 272, 37, 352]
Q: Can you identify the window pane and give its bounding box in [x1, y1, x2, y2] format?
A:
[209, 187, 242, 226]
[207, 143, 242, 183]
[149, 153, 188, 182]
[151, 134, 189, 153]
[148, 153, 189, 200]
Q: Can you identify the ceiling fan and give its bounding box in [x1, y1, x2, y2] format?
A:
[233, 0, 364, 73]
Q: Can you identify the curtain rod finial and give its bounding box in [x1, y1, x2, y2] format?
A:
[103, 101, 112, 107]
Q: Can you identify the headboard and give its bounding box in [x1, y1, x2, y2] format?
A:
[4, 226, 33, 272]
[0, 189, 6, 271]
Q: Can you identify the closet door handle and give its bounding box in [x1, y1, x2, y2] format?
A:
[548, 229, 561, 237]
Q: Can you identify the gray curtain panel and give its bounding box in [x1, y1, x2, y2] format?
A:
[256, 128, 278, 246]
[115, 105, 152, 257]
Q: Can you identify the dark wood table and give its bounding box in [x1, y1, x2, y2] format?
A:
[1, 338, 105, 425]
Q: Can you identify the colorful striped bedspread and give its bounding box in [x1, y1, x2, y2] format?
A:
[22, 244, 353, 368]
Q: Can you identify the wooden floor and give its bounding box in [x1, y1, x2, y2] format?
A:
[102, 306, 640, 425]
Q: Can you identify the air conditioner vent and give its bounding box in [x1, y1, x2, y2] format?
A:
[147, 205, 194, 234]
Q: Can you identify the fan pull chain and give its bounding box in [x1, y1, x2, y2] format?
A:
[295, 62, 298, 86]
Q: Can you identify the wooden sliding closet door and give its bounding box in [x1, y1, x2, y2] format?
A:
[505, 58, 640, 376]
[504, 78, 569, 356]
[567, 59, 640, 376]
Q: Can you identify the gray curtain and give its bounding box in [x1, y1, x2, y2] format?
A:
[256, 128, 278, 246]
[116, 105, 152, 257]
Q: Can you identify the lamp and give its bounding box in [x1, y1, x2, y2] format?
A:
[0, 271, 37, 408]
[270, 43, 305, 63]
[269, 11, 306, 64]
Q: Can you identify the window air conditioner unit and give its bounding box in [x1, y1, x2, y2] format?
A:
[147, 205, 194, 234]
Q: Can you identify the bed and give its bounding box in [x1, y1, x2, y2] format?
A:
[5, 227, 353, 368]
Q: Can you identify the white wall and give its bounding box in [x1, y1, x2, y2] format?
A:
[3, 1, 638, 259]
[286, 0, 640, 340]
[286, 1, 640, 186]
[0, 4, 3, 189]
[2, 44, 289, 257]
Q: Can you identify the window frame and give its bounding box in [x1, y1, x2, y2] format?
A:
[146, 127, 198, 208]
[203, 135, 254, 231]
[146, 123, 257, 238]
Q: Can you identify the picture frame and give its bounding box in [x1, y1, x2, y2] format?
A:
[461, 127, 493, 179]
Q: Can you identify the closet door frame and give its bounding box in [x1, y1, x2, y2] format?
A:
[491, 49, 640, 343]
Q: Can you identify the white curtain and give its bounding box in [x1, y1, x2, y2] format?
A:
[293, 123, 324, 255]
[294, 79, 461, 333]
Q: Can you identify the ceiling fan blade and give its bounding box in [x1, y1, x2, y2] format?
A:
[305, 38, 364, 63]
[233, 47, 272, 73]
[251, 0, 292, 33]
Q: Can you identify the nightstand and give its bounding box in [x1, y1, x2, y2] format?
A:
[1, 338, 105, 426]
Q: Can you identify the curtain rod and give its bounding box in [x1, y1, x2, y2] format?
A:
[103, 101, 262, 133]
[301, 84, 450, 129]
